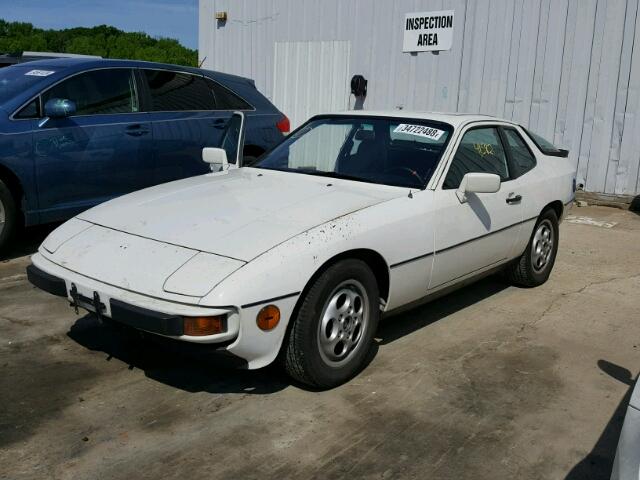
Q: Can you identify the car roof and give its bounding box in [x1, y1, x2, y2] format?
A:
[326, 110, 518, 128]
[8, 57, 252, 84]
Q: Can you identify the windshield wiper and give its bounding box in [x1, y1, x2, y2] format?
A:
[294, 169, 378, 185]
[253, 166, 421, 189]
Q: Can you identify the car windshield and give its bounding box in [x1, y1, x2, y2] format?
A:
[0, 65, 54, 105]
[254, 116, 453, 189]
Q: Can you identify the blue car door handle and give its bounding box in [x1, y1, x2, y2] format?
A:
[125, 124, 150, 136]
[212, 118, 227, 129]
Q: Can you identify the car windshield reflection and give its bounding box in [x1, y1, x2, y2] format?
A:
[254, 116, 453, 189]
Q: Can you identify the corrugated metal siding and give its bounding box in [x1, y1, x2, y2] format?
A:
[273, 41, 351, 129]
[200, 0, 640, 196]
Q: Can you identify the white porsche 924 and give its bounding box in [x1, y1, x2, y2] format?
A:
[28, 111, 576, 388]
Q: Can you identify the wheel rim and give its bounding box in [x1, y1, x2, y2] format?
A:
[531, 219, 554, 273]
[317, 279, 370, 368]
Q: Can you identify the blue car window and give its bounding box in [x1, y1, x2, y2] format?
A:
[42, 68, 138, 116]
[14, 99, 39, 119]
[143, 70, 216, 111]
[206, 78, 252, 110]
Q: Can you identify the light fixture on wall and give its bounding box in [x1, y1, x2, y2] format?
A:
[215, 11, 228, 22]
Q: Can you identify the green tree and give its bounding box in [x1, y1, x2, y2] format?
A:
[0, 19, 197, 66]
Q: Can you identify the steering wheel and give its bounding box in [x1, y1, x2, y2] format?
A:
[384, 166, 424, 184]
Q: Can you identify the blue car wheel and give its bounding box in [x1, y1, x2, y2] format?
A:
[0, 179, 17, 254]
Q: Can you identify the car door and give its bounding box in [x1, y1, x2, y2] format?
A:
[32, 68, 153, 223]
[498, 126, 542, 254]
[138, 68, 233, 185]
[429, 124, 524, 290]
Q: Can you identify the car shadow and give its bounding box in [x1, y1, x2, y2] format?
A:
[67, 314, 293, 395]
[376, 276, 509, 345]
[66, 275, 508, 395]
[1, 222, 60, 261]
[564, 360, 637, 479]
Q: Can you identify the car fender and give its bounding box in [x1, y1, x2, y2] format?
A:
[200, 191, 436, 368]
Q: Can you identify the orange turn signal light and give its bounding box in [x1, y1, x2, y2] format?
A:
[256, 305, 280, 331]
[183, 315, 226, 336]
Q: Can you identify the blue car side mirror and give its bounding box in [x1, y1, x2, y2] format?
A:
[43, 98, 77, 118]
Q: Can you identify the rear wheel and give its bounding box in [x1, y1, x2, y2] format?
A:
[0, 179, 17, 255]
[283, 259, 379, 388]
[505, 209, 559, 287]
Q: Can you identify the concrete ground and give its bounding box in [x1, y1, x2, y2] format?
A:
[1, 205, 639, 480]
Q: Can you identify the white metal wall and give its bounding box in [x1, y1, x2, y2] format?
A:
[200, 0, 640, 197]
[273, 40, 351, 130]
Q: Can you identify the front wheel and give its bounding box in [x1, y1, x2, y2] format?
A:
[283, 259, 380, 388]
[0, 179, 18, 255]
[505, 209, 559, 287]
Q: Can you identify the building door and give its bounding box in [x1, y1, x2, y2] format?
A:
[273, 41, 351, 130]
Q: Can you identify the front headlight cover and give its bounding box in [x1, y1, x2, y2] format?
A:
[163, 252, 245, 298]
[42, 218, 93, 254]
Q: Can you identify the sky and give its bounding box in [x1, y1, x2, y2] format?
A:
[0, 0, 199, 49]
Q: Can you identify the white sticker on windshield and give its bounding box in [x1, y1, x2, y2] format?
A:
[393, 123, 445, 140]
[25, 70, 55, 77]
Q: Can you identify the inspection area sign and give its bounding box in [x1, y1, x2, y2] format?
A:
[403, 10, 455, 52]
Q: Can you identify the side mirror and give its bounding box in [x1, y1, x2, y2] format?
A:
[456, 172, 501, 203]
[202, 147, 229, 172]
[44, 98, 76, 118]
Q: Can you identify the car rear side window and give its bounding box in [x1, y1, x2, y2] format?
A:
[523, 128, 568, 157]
[42, 69, 138, 115]
[443, 127, 509, 189]
[207, 79, 252, 110]
[502, 128, 536, 177]
[144, 70, 216, 111]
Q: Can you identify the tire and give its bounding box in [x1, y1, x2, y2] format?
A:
[283, 259, 380, 388]
[505, 209, 559, 287]
[0, 179, 17, 255]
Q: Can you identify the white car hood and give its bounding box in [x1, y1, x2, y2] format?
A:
[77, 168, 404, 261]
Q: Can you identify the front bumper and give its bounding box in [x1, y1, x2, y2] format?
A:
[28, 264, 188, 337]
[28, 252, 300, 369]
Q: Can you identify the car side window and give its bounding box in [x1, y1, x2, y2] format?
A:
[207, 79, 252, 110]
[443, 127, 509, 189]
[42, 69, 138, 115]
[14, 99, 39, 119]
[503, 128, 536, 177]
[143, 70, 216, 111]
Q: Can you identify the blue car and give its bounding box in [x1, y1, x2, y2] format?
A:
[0, 58, 289, 252]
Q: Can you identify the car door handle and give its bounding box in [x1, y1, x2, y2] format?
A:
[211, 118, 227, 129]
[506, 194, 522, 204]
[125, 124, 150, 136]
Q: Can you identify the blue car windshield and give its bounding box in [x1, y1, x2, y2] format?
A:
[0, 66, 54, 105]
[254, 116, 453, 189]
